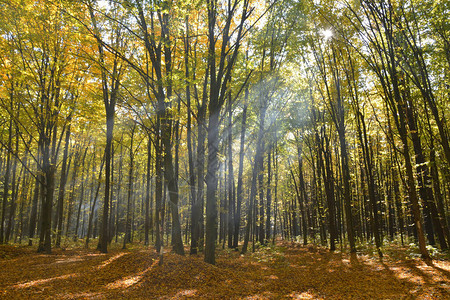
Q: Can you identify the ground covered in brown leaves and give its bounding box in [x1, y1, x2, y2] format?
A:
[1, 242, 449, 299]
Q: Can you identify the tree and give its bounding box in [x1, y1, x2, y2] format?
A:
[87, 0, 125, 254]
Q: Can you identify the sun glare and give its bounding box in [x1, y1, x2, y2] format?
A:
[321, 29, 333, 40]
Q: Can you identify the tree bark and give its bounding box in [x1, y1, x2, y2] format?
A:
[55, 124, 71, 247]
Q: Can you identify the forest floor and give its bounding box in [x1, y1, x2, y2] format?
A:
[0, 241, 449, 299]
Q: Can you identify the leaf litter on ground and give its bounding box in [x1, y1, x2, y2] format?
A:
[0, 241, 449, 299]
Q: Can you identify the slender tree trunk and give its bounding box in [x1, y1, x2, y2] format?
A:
[37, 140, 56, 254]
[123, 125, 135, 249]
[258, 141, 265, 244]
[155, 117, 163, 253]
[161, 122, 184, 255]
[18, 172, 31, 244]
[265, 147, 272, 242]
[234, 95, 248, 248]
[1, 118, 12, 244]
[319, 129, 337, 251]
[291, 169, 306, 244]
[109, 143, 116, 244]
[273, 141, 279, 244]
[65, 151, 81, 238]
[74, 148, 88, 240]
[145, 135, 151, 246]
[115, 141, 123, 243]
[295, 143, 309, 245]
[85, 154, 105, 249]
[99, 109, 114, 253]
[185, 16, 199, 254]
[55, 125, 71, 247]
[28, 169, 40, 246]
[191, 106, 206, 254]
[205, 107, 220, 263]
[5, 126, 19, 243]
[227, 96, 235, 248]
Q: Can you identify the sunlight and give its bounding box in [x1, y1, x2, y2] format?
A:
[97, 253, 127, 269]
[174, 289, 197, 297]
[244, 294, 268, 300]
[97, 0, 109, 9]
[286, 132, 295, 141]
[54, 257, 84, 264]
[108, 276, 141, 289]
[59, 292, 102, 299]
[321, 29, 333, 40]
[14, 274, 78, 289]
[106, 258, 158, 290]
[289, 291, 322, 299]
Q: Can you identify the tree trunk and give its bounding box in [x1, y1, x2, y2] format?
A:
[296, 143, 309, 245]
[74, 148, 88, 240]
[319, 129, 337, 251]
[99, 108, 114, 253]
[161, 115, 185, 255]
[155, 117, 163, 253]
[205, 107, 220, 264]
[265, 147, 272, 243]
[191, 105, 206, 254]
[85, 154, 105, 249]
[65, 151, 80, 238]
[123, 125, 135, 249]
[227, 96, 235, 248]
[28, 170, 40, 246]
[1, 118, 12, 244]
[234, 96, 248, 248]
[5, 125, 19, 243]
[258, 141, 265, 244]
[55, 125, 71, 247]
[145, 135, 151, 246]
[37, 139, 56, 254]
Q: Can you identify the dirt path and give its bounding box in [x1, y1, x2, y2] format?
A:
[1, 243, 449, 299]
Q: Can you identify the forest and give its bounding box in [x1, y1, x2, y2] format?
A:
[0, 0, 450, 298]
